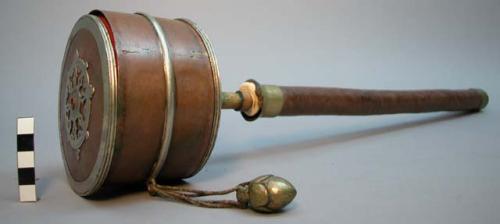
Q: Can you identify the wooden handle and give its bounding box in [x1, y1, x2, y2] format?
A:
[222, 80, 489, 121]
[279, 87, 488, 116]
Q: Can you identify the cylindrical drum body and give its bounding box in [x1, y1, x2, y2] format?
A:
[59, 10, 221, 196]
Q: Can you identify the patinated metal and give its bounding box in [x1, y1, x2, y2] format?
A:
[176, 18, 222, 176]
[59, 14, 117, 196]
[147, 174, 296, 212]
[59, 10, 489, 212]
[259, 85, 284, 117]
[236, 175, 297, 212]
[135, 12, 176, 180]
[64, 49, 94, 158]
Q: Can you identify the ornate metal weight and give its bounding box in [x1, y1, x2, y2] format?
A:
[236, 175, 297, 212]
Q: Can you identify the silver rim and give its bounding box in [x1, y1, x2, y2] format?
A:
[59, 14, 117, 196]
[176, 18, 221, 175]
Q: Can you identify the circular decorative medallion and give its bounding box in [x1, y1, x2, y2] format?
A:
[64, 50, 95, 159]
[60, 14, 117, 196]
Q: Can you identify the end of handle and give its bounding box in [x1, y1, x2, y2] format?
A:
[473, 88, 489, 110]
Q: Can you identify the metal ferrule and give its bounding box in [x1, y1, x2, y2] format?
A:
[260, 85, 284, 117]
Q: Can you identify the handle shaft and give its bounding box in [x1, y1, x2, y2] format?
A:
[279, 87, 488, 116]
[222, 80, 489, 120]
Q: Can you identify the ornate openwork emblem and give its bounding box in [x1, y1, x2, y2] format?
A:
[64, 50, 95, 160]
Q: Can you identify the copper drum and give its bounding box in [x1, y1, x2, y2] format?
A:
[59, 10, 221, 196]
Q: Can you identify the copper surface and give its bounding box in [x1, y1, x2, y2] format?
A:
[94, 11, 167, 185]
[156, 18, 218, 180]
[61, 10, 220, 195]
[60, 28, 103, 182]
[60, 10, 488, 197]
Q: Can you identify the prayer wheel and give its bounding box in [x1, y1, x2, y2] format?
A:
[59, 10, 488, 203]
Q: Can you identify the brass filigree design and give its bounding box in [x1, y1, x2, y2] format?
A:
[64, 50, 95, 160]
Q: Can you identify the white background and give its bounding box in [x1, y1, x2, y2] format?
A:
[1, 0, 499, 223]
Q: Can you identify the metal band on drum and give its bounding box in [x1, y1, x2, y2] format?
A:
[136, 13, 176, 179]
[175, 18, 222, 176]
